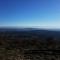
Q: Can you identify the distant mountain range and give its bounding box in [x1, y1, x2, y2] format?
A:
[0, 28, 60, 40]
[0, 27, 60, 31]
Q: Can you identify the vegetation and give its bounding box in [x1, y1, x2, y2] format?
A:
[0, 31, 60, 60]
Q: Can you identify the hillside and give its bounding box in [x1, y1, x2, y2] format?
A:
[0, 29, 60, 60]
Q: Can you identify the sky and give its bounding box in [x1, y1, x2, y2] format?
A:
[0, 0, 60, 29]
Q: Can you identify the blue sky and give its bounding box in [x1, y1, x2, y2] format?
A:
[0, 0, 60, 29]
